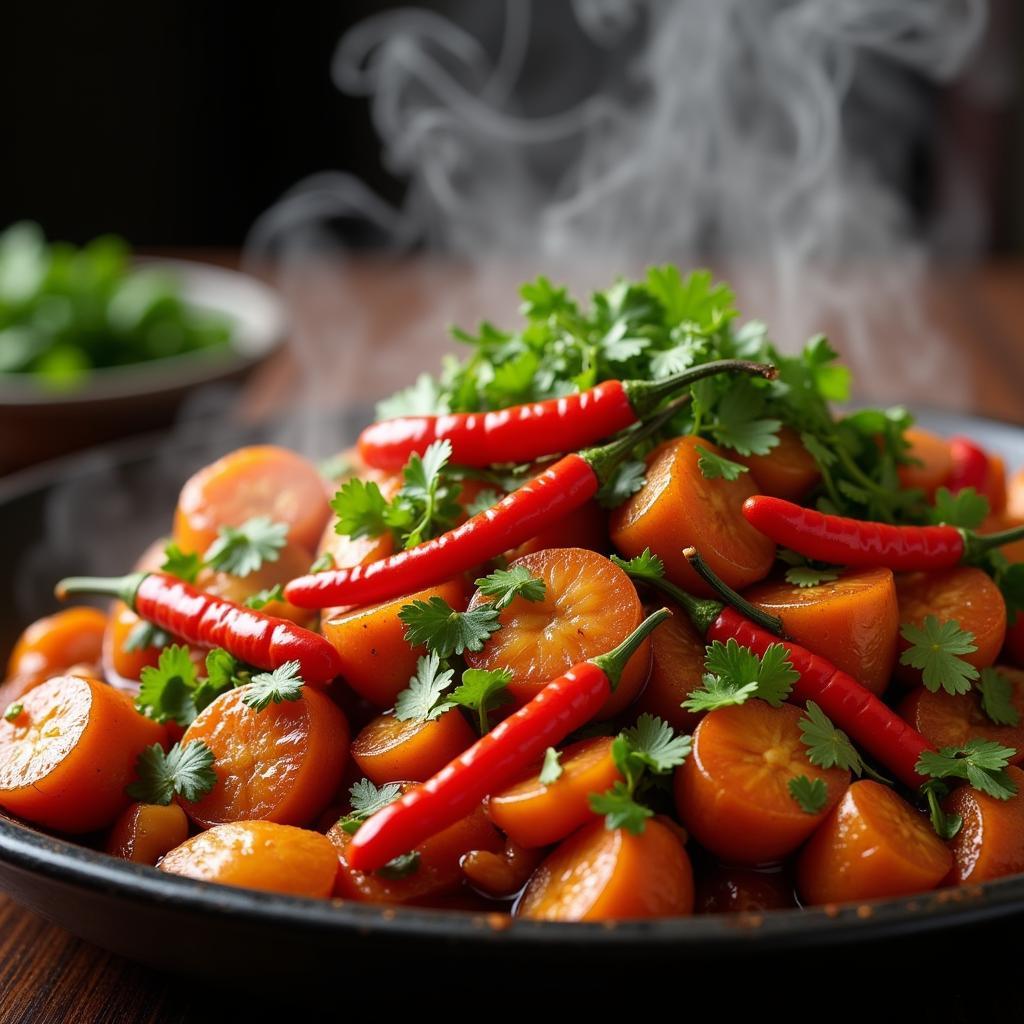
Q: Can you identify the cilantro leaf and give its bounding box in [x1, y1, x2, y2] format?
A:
[595, 460, 646, 508]
[391, 440, 462, 549]
[193, 648, 245, 714]
[203, 516, 287, 578]
[917, 739, 1018, 800]
[987, 554, 1024, 619]
[337, 778, 403, 834]
[160, 542, 202, 584]
[682, 675, 759, 713]
[398, 597, 501, 659]
[588, 781, 653, 835]
[784, 566, 840, 588]
[448, 667, 513, 733]
[978, 668, 1021, 727]
[611, 548, 665, 582]
[331, 478, 391, 540]
[899, 616, 979, 695]
[539, 747, 563, 785]
[393, 652, 456, 722]
[240, 660, 304, 712]
[797, 701, 864, 775]
[126, 740, 217, 805]
[921, 779, 964, 840]
[474, 566, 546, 610]
[244, 584, 285, 610]
[709, 382, 781, 457]
[463, 488, 503, 517]
[930, 486, 990, 530]
[136, 645, 201, 726]
[684, 639, 797, 711]
[377, 851, 421, 879]
[695, 444, 748, 481]
[788, 775, 828, 814]
[621, 713, 692, 773]
[308, 551, 335, 573]
[375, 373, 448, 421]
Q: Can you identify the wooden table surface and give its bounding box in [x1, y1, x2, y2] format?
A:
[3, 258, 1024, 1023]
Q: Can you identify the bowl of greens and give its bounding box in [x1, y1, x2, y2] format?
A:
[0, 223, 285, 473]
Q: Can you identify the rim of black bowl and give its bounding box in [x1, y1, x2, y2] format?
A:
[2, 407, 1024, 949]
[0, 259, 286, 406]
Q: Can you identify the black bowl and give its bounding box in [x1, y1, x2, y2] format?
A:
[3, 410, 1024, 976]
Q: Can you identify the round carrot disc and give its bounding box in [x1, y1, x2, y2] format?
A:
[944, 766, 1024, 884]
[351, 709, 476, 785]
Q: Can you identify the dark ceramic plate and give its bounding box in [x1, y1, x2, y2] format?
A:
[2, 410, 1024, 975]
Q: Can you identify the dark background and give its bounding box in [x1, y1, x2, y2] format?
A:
[3, 1, 1022, 253]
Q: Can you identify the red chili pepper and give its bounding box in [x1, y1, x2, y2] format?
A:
[357, 359, 776, 471]
[285, 404, 680, 610]
[624, 549, 932, 790]
[54, 572, 343, 685]
[946, 436, 990, 495]
[347, 609, 670, 872]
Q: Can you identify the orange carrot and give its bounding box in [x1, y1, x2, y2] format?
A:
[734, 426, 820, 502]
[460, 838, 543, 898]
[897, 427, 953, 499]
[944, 766, 1024, 884]
[7, 607, 107, 680]
[106, 802, 189, 865]
[351, 709, 476, 784]
[511, 499, 608, 560]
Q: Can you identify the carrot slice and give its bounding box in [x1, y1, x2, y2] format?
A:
[511, 500, 608, 560]
[351, 709, 476, 784]
[796, 780, 952, 904]
[106, 802, 189, 865]
[327, 794, 502, 904]
[1007, 467, 1024, 522]
[987, 453, 1007, 515]
[0, 675, 166, 833]
[944, 766, 1024, 884]
[173, 445, 330, 556]
[179, 686, 348, 828]
[463, 548, 649, 719]
[695, 864, 796, 914]
[674, 702, 849, 864]
[899, 669, 1024, 766]
[487, 736, 622, 848]
[734, 426, 820, 502]
[897, 427, 953, 499]
[7, 607, 107, 680]
[516, 818, 694, 921]
[895, 567, 1007, 683]
[322, 576, 468, 708]
[610, 435, 775, 597]
[631, 603, 706, 733]
[461, 838, 543, 898]
[746, 568, 899, 697]
[160, 821, 338, 898]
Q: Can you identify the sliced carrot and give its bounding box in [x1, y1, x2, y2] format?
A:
[895, 567, 1007, 684]
[322, 576, 468, 708]
[746, 568, 899, 697]
[631, 603, 706, 733]
[897, 427, 953, 499]
[106, 802, 189, 865]
[987, 453, 1007, 515]
[463, 548, 649, 719]
[516, 818, 694, 921]
[899, 669, 1024, 766]
[159, 821, 338, 898]
[173, 445, 330, 556]
[487, 736, 622, 848]
[674, 702, 849, 864]
[461, 838, 543, 898]
[0, 675, 166, 833]
[734, 426, 820, 502]
[796, 780, 952, 904]
[351, 709, 476, 784]
[179, 686, 348, 829]
[511, 499, 608, 560]
[7, 607, 107, 680]
[944, 766, 1024, 884]
[327, 793, 502, 904]
[695, 864, 796, 914]
[610, 435, 775, 597]
[1007, 467, 1024, 523]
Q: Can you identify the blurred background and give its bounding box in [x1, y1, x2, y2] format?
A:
[1, 0, 1022, 472]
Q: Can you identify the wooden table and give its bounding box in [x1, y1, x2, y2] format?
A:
[3, 258, 1024, 1022]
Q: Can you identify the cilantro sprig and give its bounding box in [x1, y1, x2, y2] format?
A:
[126, 740, 217, 805]
[929, 487, 990, 530]
[978, 668, 1021, 727]
[788, 775, 828, 815]
[393, 652, 456, 722]
[899, 616, 979, 695]
[136, 645, 248, 726]
[683, 639, 798, 713]
[240, 661, 304, 712]
[447, 668, 513, 734]
[916, 739, 1018, 800]
[695, 444, 748, 481]
[474, 566, 545, 610]
[797, 701, 870, 776]
[203, 516, 288, 577]
[398, 596, 501, 660]
[337, 779, 403, 835]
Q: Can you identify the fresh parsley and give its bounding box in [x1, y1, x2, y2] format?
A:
[595, 460, 647, 508]
[695, 444, 748, 481]
[610, 548, 666, 583]
[160, 542, 202, 584]
[916, 739, 1018, 800]
[921, 780, 963, 840]
[123, 619, 172, 653]
[135, 645, 245, 726]
[797, 701, 867, 776]
[337, 779, 403, 834]
[683, 639, 798, 712]
[930, 486, 990, 530]
[447, 667, 513, 733]
[899, 616, 979, 695]
[398, 596, 501, 659]
[788, 775, 828, 814]
[392, 652, 456, 722]
[330, 478, 391, 540]
[244, 584, 286, 610]
[784, 566, 840, 588]
[539, 747, 563, 785]
[203, 516, 288, 578]
[474, 566, 546, 610]
[978, 668, 1021, 727]
[464, 488, 503, 517]
[126, 740, 217, 805]
[240, 660, 304, 712]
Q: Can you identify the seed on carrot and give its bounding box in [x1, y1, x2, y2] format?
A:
[160, 821, 339, 898]
[734, 426, 820, 502]
[463, 548, 650, 719]
[351, 709, 477, 785]
[796, 780, 952, 905]
[746, 568, 899, 697]
[487, 736, 622, 848]
[610, 436, 775, 598]
[179, 686, 348, 829]
[106, 802, 189, 865]
[7, 607, 107, 680]
[674, 702, 849, 864]
[944, 766, 1024, 884]
[0, 674, 167, 833]
[516, 818, 694, 921]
